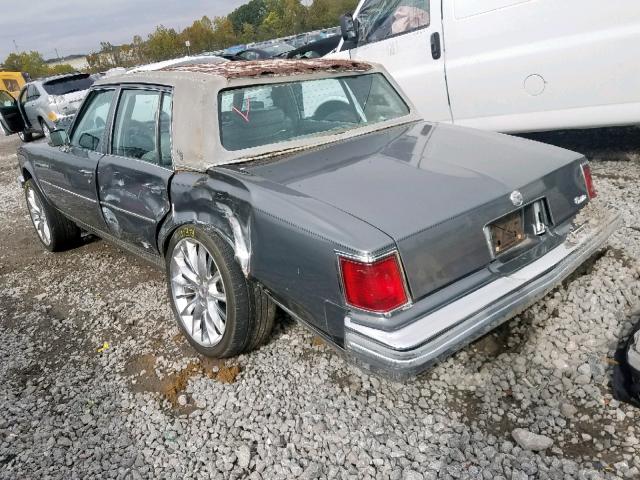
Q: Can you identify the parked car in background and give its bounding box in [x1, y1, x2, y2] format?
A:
[224, 43, 294, 61]
[0, 59, 619, 378]
[0, 71, 30, 99]
[17, 73, 94, 142]
[330, 0, 640, 133]
[287, 35, 341, 59]
[127, 55, 227, 74]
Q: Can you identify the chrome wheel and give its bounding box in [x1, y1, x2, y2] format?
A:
[170, 238, 227, 347]
[26, 186, 51, 246]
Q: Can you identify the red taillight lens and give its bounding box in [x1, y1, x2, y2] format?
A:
[339, 254, 408, 313]
[581, 163, 597, 199]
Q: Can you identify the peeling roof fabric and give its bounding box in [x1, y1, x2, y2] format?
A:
[162, 58, 373, 79]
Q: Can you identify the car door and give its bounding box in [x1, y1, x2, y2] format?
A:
[0, 90, 26, 134]
[333, 0, 452, 123]
[35, 88, 115, 229]
[97, 87, 173, 253]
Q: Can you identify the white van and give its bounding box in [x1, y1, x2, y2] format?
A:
[328, 0, 640, 133]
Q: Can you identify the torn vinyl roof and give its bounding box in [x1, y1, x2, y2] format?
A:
[161, 58, 373, 79]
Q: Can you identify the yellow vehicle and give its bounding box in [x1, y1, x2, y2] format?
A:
[0, 71, 29, 99]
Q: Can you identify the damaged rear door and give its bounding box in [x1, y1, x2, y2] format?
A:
[97, 86, 173, 253]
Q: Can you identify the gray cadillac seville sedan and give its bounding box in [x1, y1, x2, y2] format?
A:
[0, 59, 620, 378]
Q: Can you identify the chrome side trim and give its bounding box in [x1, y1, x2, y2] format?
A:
[344, 210, 621, 378]
[39, 179, 97, 204]
[100, 201, 156, 223]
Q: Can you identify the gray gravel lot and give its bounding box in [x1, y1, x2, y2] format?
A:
[1, 129, 639, 480]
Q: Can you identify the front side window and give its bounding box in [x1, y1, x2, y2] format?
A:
[356, 0, 430, 46]
[71, 89, 115, 151]
[112, 90, 161, 162]
[219, 73, 410, 151]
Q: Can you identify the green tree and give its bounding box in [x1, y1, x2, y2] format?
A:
[181, 16, 216, 53]
[211, 17, 238, 49]
[1, 51, 74, 78]
[145, 25, 182, 61]
[228, 0, 268, 32]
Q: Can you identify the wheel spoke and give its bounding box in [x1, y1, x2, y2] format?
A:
[197, 244, 208, 278]
[207, 302, 225, 334]
[180, 296, 198, 316]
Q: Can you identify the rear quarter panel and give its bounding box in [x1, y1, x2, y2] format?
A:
[162, 168, 396, 341]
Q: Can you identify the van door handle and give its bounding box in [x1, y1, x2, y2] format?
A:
[431, 32, 441, 60]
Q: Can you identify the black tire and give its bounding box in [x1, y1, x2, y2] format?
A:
[18, 130, 33, 143]
[165, 225, 275, 358]
[24, 179, 80, 252]
[39, 119, 52, 140]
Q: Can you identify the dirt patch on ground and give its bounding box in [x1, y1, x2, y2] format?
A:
[125, 354, 239, 411]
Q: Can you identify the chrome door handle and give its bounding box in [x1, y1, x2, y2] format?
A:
[79, 169, 93, 177]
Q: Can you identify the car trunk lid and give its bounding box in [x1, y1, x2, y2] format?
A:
[243, 122, 588, 300]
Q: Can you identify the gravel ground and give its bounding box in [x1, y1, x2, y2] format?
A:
[1, 128, 639, 480]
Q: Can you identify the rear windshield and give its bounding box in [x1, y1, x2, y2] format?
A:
[218, 73, 410, 151]
[43, 74, 94, 96]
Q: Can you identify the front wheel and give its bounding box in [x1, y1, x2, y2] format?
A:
[40, 119, 52, 140]
[18, 130, 33, 143]
[24, 179, 80, 251]
[166, 225, 275, 358]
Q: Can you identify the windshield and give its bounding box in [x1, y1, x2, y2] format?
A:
[218, 73, 410, 151]
[43, 74, 94, 96]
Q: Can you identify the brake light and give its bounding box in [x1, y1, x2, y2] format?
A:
[581, 163, 597, 199]
[339, 253, 409, 313]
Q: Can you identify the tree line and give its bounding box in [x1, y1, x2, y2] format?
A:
[1, 0, 357, 77]
[87, 0, 357, 70]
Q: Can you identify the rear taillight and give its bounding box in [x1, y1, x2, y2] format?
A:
[581, 163, 597, 199]
[339, 253, 409, 313]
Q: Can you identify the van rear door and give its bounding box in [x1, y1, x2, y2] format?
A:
[333, 0, 451, 123]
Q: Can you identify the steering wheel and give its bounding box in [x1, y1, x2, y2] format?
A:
[314, 101, 358, 123]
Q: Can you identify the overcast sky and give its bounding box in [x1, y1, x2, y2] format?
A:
[0, 0, 249, 61]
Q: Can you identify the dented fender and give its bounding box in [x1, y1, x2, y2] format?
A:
[158, 170, 253, 275]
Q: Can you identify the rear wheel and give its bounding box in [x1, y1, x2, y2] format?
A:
[166, 225, 275, 358]
[24, 179, 80, 251]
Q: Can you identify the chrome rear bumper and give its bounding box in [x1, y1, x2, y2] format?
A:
[344, 209, 621, 380]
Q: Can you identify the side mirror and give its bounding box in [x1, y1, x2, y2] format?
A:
[49, 129, 69, 147]
[340, 14, 358, 42]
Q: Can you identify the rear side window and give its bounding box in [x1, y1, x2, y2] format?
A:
[356, 0, 430, 46]
[71, 89, 115, 151]
[43, 75, 94, 96]
[218, 73, 410, 151]
[112, 90, 161, 162]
